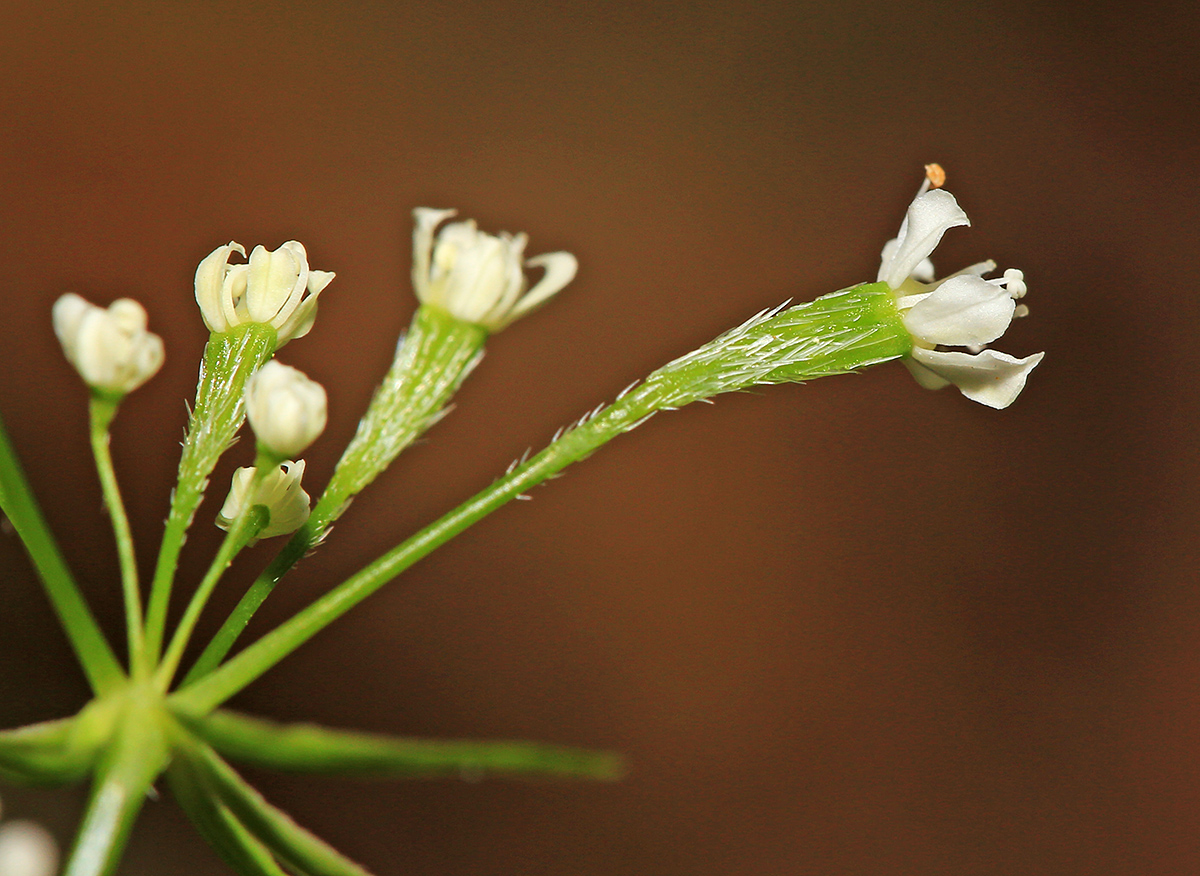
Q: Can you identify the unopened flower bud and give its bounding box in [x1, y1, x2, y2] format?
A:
[245, 360, 327, 458]
[0, 820, 59, 876]
[216, 460, 310, 541]
[411, 208, 577, 331]
[195, 241, 334, 345]
[52, 293, 165, 395]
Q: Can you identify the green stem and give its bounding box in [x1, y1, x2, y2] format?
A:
[62, 688, 170, 876]
[172, 284, 909, 714]
[182, 305, 486, 685]
[0, 403, 124, 695]
[156, 501, 268, 692]
[144, 325, 276, 665]
[88, 395, 147, 678]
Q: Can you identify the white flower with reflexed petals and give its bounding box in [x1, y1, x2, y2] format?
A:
[53, 294, 165, 395]
[216, 460, 310, 542]
[881, 166, 1044, 409]
[245, 361, 327, 458]
[411, 208, 577, 331]
[195, 241, 334, 345]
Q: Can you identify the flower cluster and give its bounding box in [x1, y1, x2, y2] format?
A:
[881, 166, 1044, 409]
[194, 241, 335, 345]
[21, 179, 1047, 876]
[411, 208, 578, 331]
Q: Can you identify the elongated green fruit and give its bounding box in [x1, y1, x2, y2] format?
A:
[144, 325, 276, 663]
[184, 305, 485, 684]
[173, 284, 909, 714]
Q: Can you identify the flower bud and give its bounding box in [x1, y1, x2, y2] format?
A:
[216, 460, 310, 541]
[52, 293, 165, 395]
[411, 208, 577, 331]
[195, 241, 334, 346]
[0, 820, 59, 876]
[245, 360, 328, 458]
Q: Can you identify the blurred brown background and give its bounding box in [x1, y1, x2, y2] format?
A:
[1, 0, 1197, 873]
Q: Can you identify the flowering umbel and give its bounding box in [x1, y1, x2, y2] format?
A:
[52, 294, 165, 395]
[881, 166, 1044, 408]
[411, 208, 578, 331]
[195, 241, 335, 345]
[216, 460, 311, 541]
[244, 361, 328, 459]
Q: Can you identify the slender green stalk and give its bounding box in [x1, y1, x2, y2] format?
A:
[88, 395, 147, 678]
[156, 502, 268, 692]
[144, 325, 276, 664]
[0, 404, 124, 695]
[180, 708, 623, 780]
[173, 284, 910, 714]
[183, 305, 486, 684]
[167, 756, 291, 876]
[184, 740, 374, 876]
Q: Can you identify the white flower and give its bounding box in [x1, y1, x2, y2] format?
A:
[195, 241, 335, 345]
[216, 460, 310, 541]
[411, 208, 578, 331]
[0, 819, 59, 876]
[52, 293, 165, 394]
[245, 360, 328, 458]
[880, 167, 1044, 409]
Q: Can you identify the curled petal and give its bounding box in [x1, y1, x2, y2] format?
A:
[903, 275, 1016, 347]
[52, 293, 91, 357]
[411, 208, 458, 300]
[505, 252, 580, 326]
[194, 242, 246, 333]
[909, 347, 1045, 409]
[878, 189, 969, 289]
[217, 460, 310, 542]
[246, 241, 308, 325]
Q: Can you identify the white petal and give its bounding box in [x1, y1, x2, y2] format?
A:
[194, 242, 245, 333]
[411, 208, 457, 301]
[504, 252, 579, 326]
[903, 275, 1016, 347]
[52, 293, 90, 357]
[910, 347, 1045, 409]
[903, 355, 952, 390]
[307, 270, 336, 296]
[877, 189, 969, 289]
[247, 242, 307, 324]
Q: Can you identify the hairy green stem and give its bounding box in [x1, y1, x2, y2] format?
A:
[183, 305, 486, 684]
[172, 284, 910, 713]
[144, 325, 276, 665]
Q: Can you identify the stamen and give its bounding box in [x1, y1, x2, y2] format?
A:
[1014, 304, 1030, 318]
[924, 163, 946, 189]
[1002, 268, 1027, 298]
[985, 268, 1027, 299]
